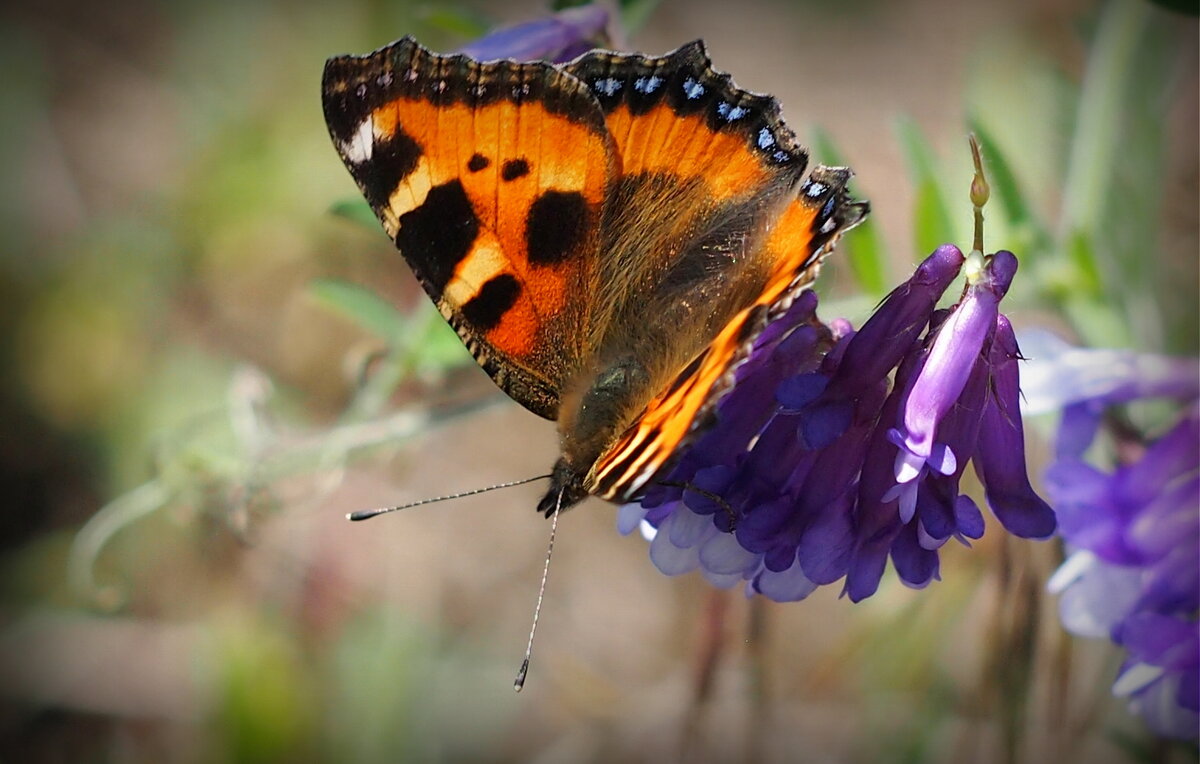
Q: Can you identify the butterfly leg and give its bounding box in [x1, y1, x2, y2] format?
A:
[656, 480, 738, 531]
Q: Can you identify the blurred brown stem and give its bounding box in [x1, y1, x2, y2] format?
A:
[744, 596, 768, 764]
[984, 535, 1042, 764]
[681, 588, 731, 761]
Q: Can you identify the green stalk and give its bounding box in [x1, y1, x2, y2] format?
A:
[1059, 0, 1149, 242]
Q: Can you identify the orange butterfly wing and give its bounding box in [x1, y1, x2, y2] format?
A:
[588, 169, 867, 500]
[560, 45, 868, 500]
[323, 37, 617, 419]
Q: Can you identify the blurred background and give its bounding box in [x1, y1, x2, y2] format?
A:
[0, 0, 1195, 761]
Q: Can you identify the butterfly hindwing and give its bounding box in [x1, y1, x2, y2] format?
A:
[589, 167, 868, 501]
[551, 42, 845, 489]
[322, 37, 618, 419]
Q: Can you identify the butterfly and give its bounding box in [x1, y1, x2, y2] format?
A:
[322, 37, 867, 518]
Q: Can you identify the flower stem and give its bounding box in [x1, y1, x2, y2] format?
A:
[681, 588, 731, 759]
[745, 597, 768, 764]
[969, 133, 990, 256]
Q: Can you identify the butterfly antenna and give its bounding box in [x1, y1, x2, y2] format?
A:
[514, 486, 564, 692]
[346, 474, 552, 521]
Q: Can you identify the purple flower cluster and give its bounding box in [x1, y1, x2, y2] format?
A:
[620, 246, 1056, 602]
[1034, 336, 1200, 740]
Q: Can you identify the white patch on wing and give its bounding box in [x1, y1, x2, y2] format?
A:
[384, 155, 442, 237]
[341, 115, 375, 164]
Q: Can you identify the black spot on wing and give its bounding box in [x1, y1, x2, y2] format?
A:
[394, 180, 479, 292]
[501, 158, 530, 181]
[461, 274, 521, 332]
[525, 190, 589, 266]
[468, 153, 489, 172]
[359, 130, 423, 210]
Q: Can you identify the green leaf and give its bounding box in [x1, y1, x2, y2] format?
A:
[309, 279, 405, 346]
[1056, 231, 1135, 349]
[810, 126, 889, 295]
[413, 313, 472, 371]
[618, 0, 664, 33]
[337, 304, 470, 422]
[895, 118, 956, 256]
[911, 178, 956, 259]
[417, 7, 492, 39]
[895, 117, 941, 182]
[329, 198, 379, 231]
[1060, 0, 1149, 243]
[1066, 230, 1104, 297]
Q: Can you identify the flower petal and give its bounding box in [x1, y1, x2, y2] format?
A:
[890, 524, 940, 588]
[699, 531, 759, 576]
[617, 502, 648, 536]
[649, 519, 700, 576]
[973, 316, 1056, 539]
[753, 562, 818, 602]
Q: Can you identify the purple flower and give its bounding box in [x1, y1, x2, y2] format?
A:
[458, 6, 610, 64]
[620, 246, 1056, 604]
[1041, 339, 1199, 740]
[887, 252, 1013, 491]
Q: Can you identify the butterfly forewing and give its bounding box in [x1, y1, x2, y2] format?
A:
[589, 167, 868, 501]
[322, 37, 617, 419]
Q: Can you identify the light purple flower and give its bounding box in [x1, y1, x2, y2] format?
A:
[1044, 341, 1199, 739]
[887, 251, 1014, 505]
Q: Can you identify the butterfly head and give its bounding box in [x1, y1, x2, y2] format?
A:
[538, 458, 589, 517]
